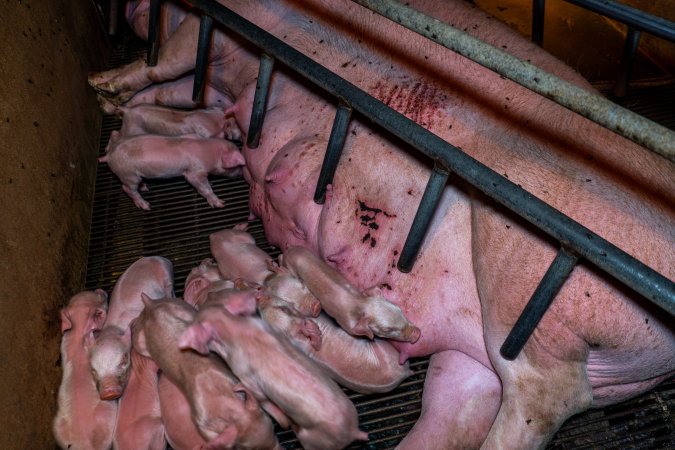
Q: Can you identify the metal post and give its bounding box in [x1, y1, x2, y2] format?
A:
[532, 0, 546, 46]
[314, 103, 353, 204]
[247, 53, 275, 149]
[613, 27, 642, 98]
[500, 248, 579, 360]
[146, 0, 162, 66]
[192, 15, 214, 103]
[397, 165, 450, 273]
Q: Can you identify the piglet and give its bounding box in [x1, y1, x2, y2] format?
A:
[115, 104, 241, 141]
[263, 260, 321, 317]
[158, 375, 207, 450]
[179, 303, 369, 450]
[258, 295, 413, 394]
[183, 258, 235, 308]
[89, 256, 173, 400]
[53, 290, 117, 450]
[132, 294, 280, 450]
[113, 349, 165, 450]
[281, 246, 421, 343]
[209, 223, 273, 284]
[100, 134, 245, 210]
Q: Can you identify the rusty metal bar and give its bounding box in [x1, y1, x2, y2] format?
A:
[146, 0, 162, 66]
[351, 0, 675, 162]
[314, 103, 353, 204]
[247, 53, 275, 149]
[185, 0, 675, 316]
[398, 165, 450, 273]
[192, 14, 214, 103]
[500, 248, 579, 360]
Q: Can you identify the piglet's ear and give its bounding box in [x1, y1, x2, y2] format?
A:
[184, 276, 207, 307]
[352, 316, 375, 340]
[60, 309, 73, 334]
[140, 292, 154, 308]
[179, 323, 211, 355]
[222, 148, 245, 169]
[302, 319, 322, 351]
[92, 308, 107, 331]
[94, 288, 109, 302]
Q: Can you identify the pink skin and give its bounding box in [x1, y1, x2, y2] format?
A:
[209, 224, 274, 284]
[183, 258, 235, 308]
[258, 295, 412, 394]
[263, 259, 321, 317]
[89, 256, 173, 401]
[157, 375, 208, 450]
[282, 246, 421, 343]
[90, 0, 675, 448]
[100, 134, 245, 210]
[132, 295, 279, 450]
[201, 279, 260, 316]
[113, 104, 242, 141]
[53, 290, 117, 450]
[179, 304, 369, 450]
[113, 349, 165, 450]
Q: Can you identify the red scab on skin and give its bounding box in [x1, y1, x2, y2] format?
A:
[371, 80, 442, 128]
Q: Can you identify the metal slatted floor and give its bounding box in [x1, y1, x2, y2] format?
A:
[83, 31, 674, 450]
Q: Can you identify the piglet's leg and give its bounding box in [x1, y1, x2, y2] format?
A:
[396, 351, 500, 450]
[185, 172, 224, 208]
[122, 184, 151, 211]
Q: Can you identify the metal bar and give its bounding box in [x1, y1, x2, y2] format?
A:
[397, 165, 450, 273]
[246, 53, 275, 149]
[564, 0, 675, 42]
[613, 27, 642, 98]
[146, 0, 162, 66]
[350, 0, 675, 162]
[186, 0, 675, 314]
[192, 14, 214, 103]
[500, 248, 579, 360]
[532, 0, 546, 46]
[314, 103, 353, 204]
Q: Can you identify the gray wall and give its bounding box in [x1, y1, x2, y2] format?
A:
[0, 1, 107, 448]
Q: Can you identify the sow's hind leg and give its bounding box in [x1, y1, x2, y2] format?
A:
[396, 350, 501, 449]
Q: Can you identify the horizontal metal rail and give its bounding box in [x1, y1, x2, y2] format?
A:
[351, 0, 675, 162]
[532, 0, 675, 97]
[564, 0, 675, 42]
[183, 0, 674, 319]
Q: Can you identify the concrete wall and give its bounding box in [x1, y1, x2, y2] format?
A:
[0, 1, 107, 448]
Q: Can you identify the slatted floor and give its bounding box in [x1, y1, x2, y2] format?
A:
[83, 30, 674, 450]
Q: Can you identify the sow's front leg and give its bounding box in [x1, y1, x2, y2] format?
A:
[89, 14, 201, 104]
[397, 350, 501, 450]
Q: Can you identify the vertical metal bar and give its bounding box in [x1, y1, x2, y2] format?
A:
[397, 165, 450, 273]
[246, 53, 275, 149]
[146, 0, 162, 66]
[613, 27, 642, 97]
[532, 0, 546, 46]
[313, 103, 353, 204]
[192, 15, 214, 103]
[500, 248, 579, 360]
